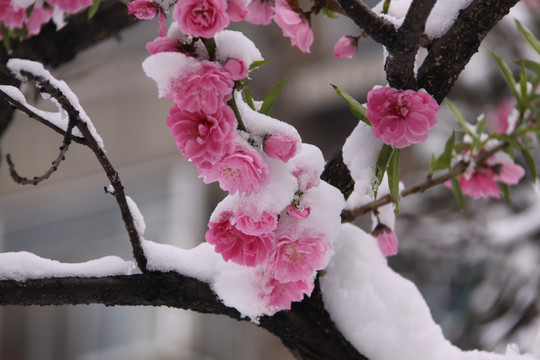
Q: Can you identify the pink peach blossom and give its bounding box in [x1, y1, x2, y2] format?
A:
[263, 132, 298, 162]
[488, 98, 516, 134]
[227, 0, 248, 22]
[269, 235, 330, 283]
[174, 0, 229, 38]
[26, 7, 53, 36]
[206, 211, 276, 267]
[245, 0, 273, 25]
[198, 146, 270, 195]
[146, 36, 180, 54]
[0, 0, 25, 29]
[166, 104, 237, 164]
[48, 0, 93, 13]
[170, 61, 234, 113]
[223, 58, 248, 81]
[372, 223, 398, 257]
[366, 87, 439, 148]
[231, 210, 278, 236]
[333, 36, 358, 59]
[447, 150, 526, 199]
[273, 0, 313, 53]
[268, 278, 314, 310]
[127, 0, 158, 19]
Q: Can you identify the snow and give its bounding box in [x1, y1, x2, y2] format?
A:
[0, 252, 135, 281]
[126, 196, 147, 236]
[7, 59, 105, 150]
[0, 85, 85, 139]
[320, 223, 539, 360]
[142, 52, 200, 99]
[342, 121, 383, 209]
[372, 0, 475, 38]
[215, 30, 264, 68]
[234, 91, 301, 145]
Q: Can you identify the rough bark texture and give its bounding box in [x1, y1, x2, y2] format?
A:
[0, 1, 524, 359]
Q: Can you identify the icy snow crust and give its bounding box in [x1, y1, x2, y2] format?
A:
[7, 59, 105, 149]
[0, 252, 135, 281]
[373, 0, 475, 38]
[320, 224, 538, 360]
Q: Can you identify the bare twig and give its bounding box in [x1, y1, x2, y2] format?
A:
[6, 69, 148, 272]
[341, 142, 509, 222]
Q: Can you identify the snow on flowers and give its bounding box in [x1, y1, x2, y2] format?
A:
[143, 19, 344, 312]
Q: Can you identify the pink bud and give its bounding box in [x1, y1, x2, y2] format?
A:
[372, 223, 398, 257]
[245, 0, 273, 25]
[263, 132, 298, 162]
[223, 58, 248, 81]
[227, 0, 248, 22]
[285, 204, 310, 219]
[127, 0, 158, 19]
[333, 36, 358, 59]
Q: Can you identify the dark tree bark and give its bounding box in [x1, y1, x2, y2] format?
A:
[0, 1, 524, 359]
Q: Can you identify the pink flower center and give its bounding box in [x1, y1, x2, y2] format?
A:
[395, 102, 409, 118]
[220, 165, 240, 180]
[285, 244, 303, 263]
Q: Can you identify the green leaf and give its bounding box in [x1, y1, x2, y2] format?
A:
[388, 148, 400, 208]
[249, 60, 269, 71]
[382, 0, 391, 14]
[449, 177, 466, 211]
[476, 115, 487, 136]
[515, 19, 540, 55]
[88, 0, 100, 18]
[374, 144, 393, 196]
[521, 147, 537, 183]
[242, 88, 256, 111]
[491, 52, 521, 104]
[516, 60, 540, 75]
[321, 7, 336, 18]
[331, 84, 370, 125]
[444, 99, 475, 137]
[429, 132, 455, 173]
[259, 75, 289, 115]
[498, 182, 512, 203]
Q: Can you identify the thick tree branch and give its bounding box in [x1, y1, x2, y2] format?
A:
[385, 0, 437, 90]
[417, 0, 520, 103]
[335, 0, 397, 47]
[0, 272, 365, 360]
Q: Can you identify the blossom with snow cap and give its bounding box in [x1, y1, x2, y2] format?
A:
[366, 86, 439, 148]
[263, 132, 299, 162]
[198, 144, 270, 196]
[206, 211, 276, 267]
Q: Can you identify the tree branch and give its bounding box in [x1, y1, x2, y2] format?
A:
[335, 0, 397, 47]
[0, 272, 366, 360]
[417, 0, 521, 103]
[385, 0, 437, 90]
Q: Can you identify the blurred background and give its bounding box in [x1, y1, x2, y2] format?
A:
[0, 1, 539, 359]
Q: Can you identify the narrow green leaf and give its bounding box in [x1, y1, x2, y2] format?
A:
[249, 60, 269, 71]
[444, 99, 475, 137]
[429, 132, 455, 173]
[498, 182, 512, 203]
[516, 60, 540, 75]
[521, 147, 537, 183]
[242, 88, 256, 111]
[321, 7, 336, 18]
[388, 148, 400, 207]
[515, 19, 540, 55]
[491, 52, 521, 103]
[259, 75, 289, 115]
[382, 0, 391, 14]
[450, 177, 466, 211]
[476, 115, 487, 136]
[88, 0, 100, 18]
[374, 144, 393, 196]
[331, 84, 370, 125]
